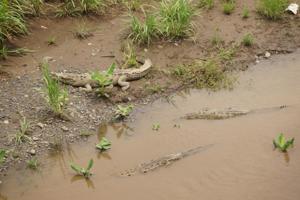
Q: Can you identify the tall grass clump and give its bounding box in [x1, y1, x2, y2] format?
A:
[128, 14, 158, 45]
[41, 62, 68, 115]
[159, 0, 194, 39]
[257, 0, 288, 19]
[0, 0, 27, 44]
[199, 0, 214, 9]
[222, 0, 235, 15]
[56, 0, 105, 17]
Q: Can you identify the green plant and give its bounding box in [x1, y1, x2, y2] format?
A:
[27, 158, 39, 170]
[47, 36, 56, 45]
[218, 46, 236, 61]
[211, 32, 223, 46]
[0, 46, 34, 59]
[74, 23, 93, 39]
[128, 14, 158, 46]
[91, 63, 116, 96]
[70, 159, 94, 178]
[122, 42, 138, 68]
[172, 59, 233, 90]
[241, 33, 254, 47]
[152, 123, 160, 131]
[242, 6, 249, 18]
[115, 104, 134, 119]
[199, 0, 214, 9]
[15, 117, 31, 145]
[123, 0, 141, 11]
[223, 0, 235, 15]
[257, 0, 288, 19]
[146, 83, 164, 94]
[0, 0, 27, 44]
[96, 137, 111, 151]
[42, 61, 68, 115]
[159, 0, 194, 39]
[56, 0, 104, 17]
[273, 133, 294, 152]
[0, 149, 7, 164]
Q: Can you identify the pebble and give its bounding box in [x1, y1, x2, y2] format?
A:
[29, 149, 36, 155]
[32, 136, 39, 141]
[88, 43, 92, 46]
[61, 126, 69, 132]
[265, 51, 271, 58]
[37, 122, 44, 129]
[3, 120, 9, 124]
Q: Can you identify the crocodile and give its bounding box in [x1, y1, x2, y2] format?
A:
[51, 58, 152, 91]
[119, 144, 213, 177]
[182, 105, 287, 120]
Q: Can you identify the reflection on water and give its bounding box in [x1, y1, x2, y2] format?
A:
[98, 122, 134, 139]
[70, 175, 95, 189]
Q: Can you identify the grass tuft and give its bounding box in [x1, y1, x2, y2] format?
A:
[223, 0, 235, 15]
[242, 7, 249, 18]
[41, 61, 68, 115]
[241, 33, 254, 47]
[128, 14, 158, 46]
[257, 0, 288, 20]
[159, 0, 194, 39]
[198, 0, 214, 9]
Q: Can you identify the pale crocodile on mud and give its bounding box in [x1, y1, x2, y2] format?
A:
[51, 58, 152, 91]
[119, 144, 214, 177]
[182, 105, 288, 120]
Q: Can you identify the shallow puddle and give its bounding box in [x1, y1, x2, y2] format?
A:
[1, 51, 300, 199]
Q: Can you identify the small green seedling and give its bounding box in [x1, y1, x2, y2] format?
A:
[0, 149, 7, 164]
[115, 104, 134, 119]
[223, 1, 235, 15]
[152, 123, 160, 131]
[27, 158, 39, 170]
[273, 133, 294, 152]
[15, 117, 31, 145]
[242, 7, 249, 18]
[242, 33, 254, 47]
[47, 36, 56, 45]
[96, 137, 111, 151]
[70, 159, 94, 178]
[91, 63, 116, 96]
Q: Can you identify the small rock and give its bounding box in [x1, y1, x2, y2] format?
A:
[37, 123, 44, 129]
[41, 25, 48, 29]
[29, 149, 36, 155]
[144, 48, 148, 52]
[32, 136, 39, 141]
[265, 51, 271, 58]
[158, 45, 163, 49]
[3, 120, 9, 124]
[24, 94, 29, 98]
[61, 126, 69, 132]
[88, 43, 92, 46]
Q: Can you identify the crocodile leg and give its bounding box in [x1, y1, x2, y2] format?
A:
[118, 75, 130, 91]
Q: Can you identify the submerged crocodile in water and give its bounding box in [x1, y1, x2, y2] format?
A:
[51, 59, 152, 91]
[182, 105, 288, 120]
[119, 144, 213, 177]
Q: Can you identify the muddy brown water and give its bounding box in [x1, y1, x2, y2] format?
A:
[1, 51, 300, 199]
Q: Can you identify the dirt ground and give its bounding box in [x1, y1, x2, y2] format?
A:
[0, 0, 299, 176]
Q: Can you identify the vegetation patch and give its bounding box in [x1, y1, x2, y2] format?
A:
[172, 59, 234, 90]
[257, 0, 288, 20]
[198, 0, 214, 10]
[70, 159, 94, 178]
[223, 0, 235, 15]
[241, 33, 254, 47]
[159, 0, 194, 39]
[273, 133, 294, 152]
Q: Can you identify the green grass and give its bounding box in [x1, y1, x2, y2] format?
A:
[223, 0, 235, 15]
[74, 23, 93, 39]
[0, 0, 27, 44]
[15, 117, 31, 145]
[0, 149, 7, 165]
[128, 14, 158, 46]
[159, 0, 194, 39]
[56, 0, 105, 17]
[241, 33, 254, 47]
[114, 104, 134, 120]
[41, 61, 68, 115]
[122, 0, 141, 11]
[242, 7, 249, 18]
[172, 59, 233, 90]
[211, 31, 223, 46]
[257, 0, 288, 19]
[27, 158, 39, 170]
[122, 41, 138, 68]
[199, 0, 214, 9]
